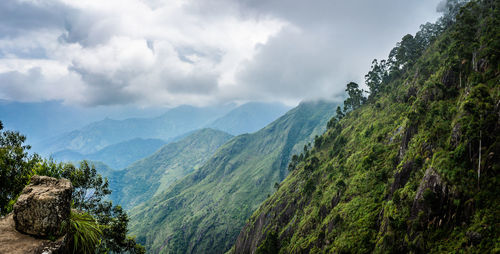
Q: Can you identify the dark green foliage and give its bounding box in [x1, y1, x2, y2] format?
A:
[36, 160, 145, 253]
[343, 82, 366, 112]
[232, 1, 500, 253]
[256, 231, 279, 254]
[0, 121, 40, 215]
[68, 211, 102, 254]
[365, 59, 389, 100]
[336, 106, 345, 119]
[0, 122, 144, 253]
[388, 34, 421, 70]
[98, 205, 145, 254]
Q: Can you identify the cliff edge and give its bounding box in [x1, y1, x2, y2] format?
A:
[0, 175, 72, 254]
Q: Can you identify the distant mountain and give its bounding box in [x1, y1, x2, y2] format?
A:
[206, 102, 291, 135]
[89, 161, 116, 179]
[109, 128, 234, 210]
[51, 138, 167, 170]
[0, 100, 168, 146]
[37, 105, 235, 155]
[129, 100, 337, 253]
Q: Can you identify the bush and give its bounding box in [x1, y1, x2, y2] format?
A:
[68, 211, 102, 254]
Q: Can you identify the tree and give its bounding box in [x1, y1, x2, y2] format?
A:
[0, 122, 144, 253]
[336, 106, 345, 119]
[388, 34, 420, 71]
[343, 82, 366, 112]
[365, 59, 388, 99]
[0, 121, 40, 215]
[37, 160, 145, 254]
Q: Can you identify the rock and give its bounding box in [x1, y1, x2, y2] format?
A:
[411, 167, 447, 220]
[13, 175, 73, 237]
[0, 214, 68, 254]
[390, 161, 414, 195]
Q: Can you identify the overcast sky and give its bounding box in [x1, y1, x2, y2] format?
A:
[0, 0, 442, 108]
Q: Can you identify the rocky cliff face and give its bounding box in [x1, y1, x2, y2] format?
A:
[0, 175, 73, 254]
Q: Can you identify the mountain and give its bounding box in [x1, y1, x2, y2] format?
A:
[0, 100, 168, 146]
[37, 105, 234, 155]
[109, 128, 234, 210]
[129, 100, 338, 253]
[90, 161, 116, 179]
[231, 1, 500, 253]
[206, 102, 291, 135]
[51, 138, 167, 170]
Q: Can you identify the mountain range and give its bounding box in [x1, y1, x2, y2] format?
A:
[50, 138, 167, 170]
[109, 128, 234, 210]
[128, 100, 337, 253]
[35, 102, 290, 158]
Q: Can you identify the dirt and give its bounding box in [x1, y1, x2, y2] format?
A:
[0, 214, 65, 254]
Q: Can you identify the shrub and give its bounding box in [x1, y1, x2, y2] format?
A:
[68, 211, 102, 254]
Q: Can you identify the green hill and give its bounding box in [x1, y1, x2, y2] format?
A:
[129, 100, 338, 253]
[231, 1, 500, 253]
[109, 128, 233, 210]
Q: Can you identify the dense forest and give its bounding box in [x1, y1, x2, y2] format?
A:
[231, 0, 499, 253]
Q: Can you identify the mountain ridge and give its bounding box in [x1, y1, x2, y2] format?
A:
[129, 100, 338, 253]
[230, 1, 500, 252]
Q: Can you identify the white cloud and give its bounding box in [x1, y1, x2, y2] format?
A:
[0, 0, 440, 107]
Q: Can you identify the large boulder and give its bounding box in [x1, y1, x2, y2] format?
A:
[13, 175, 73, 237]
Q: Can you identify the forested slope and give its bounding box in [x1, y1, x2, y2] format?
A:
[232, 1, 500, 253]
[129, 101, 337, 253]
[109, 128, 233, 210]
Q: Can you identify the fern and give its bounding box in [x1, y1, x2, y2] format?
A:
[68, 211, 102, 254]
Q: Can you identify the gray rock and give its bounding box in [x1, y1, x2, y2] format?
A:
[13, 175, 73, 237]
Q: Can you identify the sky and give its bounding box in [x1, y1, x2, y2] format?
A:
[0, 0, 443, 108]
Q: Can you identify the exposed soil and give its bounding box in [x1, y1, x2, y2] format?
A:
[0, 214, 65, 254]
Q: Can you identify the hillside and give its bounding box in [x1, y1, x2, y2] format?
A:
[231, 1, 500, 253]
[51, 138, 166, 170]
[129, 100, 338, 253]
[207, 102, 291, 135]
[109, 128, 233, 210]
[37, 105, 233, 155]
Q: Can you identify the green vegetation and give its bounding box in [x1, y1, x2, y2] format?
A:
[129, 101, 337, 253]
[68, 211, 102, 254]
[0, 122, 145, 253]
[232, 0, 500, 253]
[109, 128, 233, 209]
[0, 121, 39, 214]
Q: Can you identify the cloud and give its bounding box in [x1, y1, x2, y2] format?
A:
[0, 0, 69, 38]
[231, 0, 441, 102]
[0, 62, 86, 104]
[0, 0, 441, 107]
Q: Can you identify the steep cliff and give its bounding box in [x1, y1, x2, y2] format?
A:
[232, 1, 500, 253]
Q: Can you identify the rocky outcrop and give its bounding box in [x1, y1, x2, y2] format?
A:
[14, 175, 73, 237]
[0, 175, 73, 254]
[0, 214, 67, 254]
